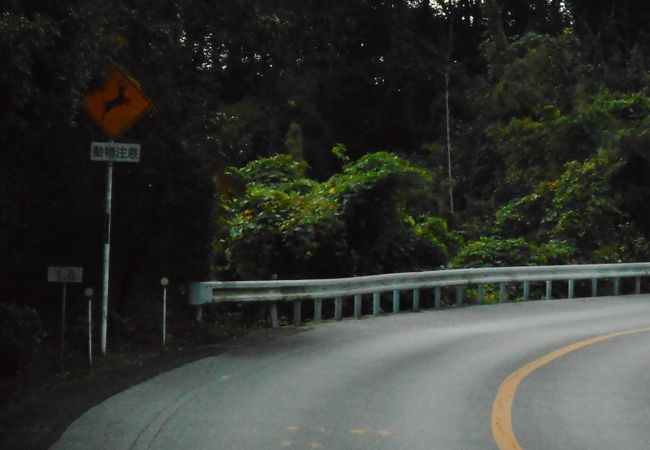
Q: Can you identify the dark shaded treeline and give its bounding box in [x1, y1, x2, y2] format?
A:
[2, 0, 650, 327]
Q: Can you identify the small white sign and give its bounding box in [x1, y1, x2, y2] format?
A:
[90, 142, 140, 163]
[48, 266, 83, 283]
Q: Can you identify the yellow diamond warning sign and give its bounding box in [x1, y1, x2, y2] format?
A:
[84, 67, 152, 138]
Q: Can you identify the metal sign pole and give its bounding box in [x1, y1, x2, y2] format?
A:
[60, 282, 67, 373]
[85, 66, 150, 356]
[101, 160, 113, 354]
[85, 67, 150, 356]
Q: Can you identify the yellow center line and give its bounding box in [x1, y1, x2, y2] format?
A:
[491, 327, 650, 450]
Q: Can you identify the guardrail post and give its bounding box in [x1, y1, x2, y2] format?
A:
[523, 281, 530, 301]
[614, 278, 620, 296]
[546, 281, 552, 300]
[354, 294, 362, 318]
[568, 279, 574, 299]
[335, 296, 343, 320]
[373, 292, 380, 315]
[189, 282, 211, 322]
[478, 284, 484, 304]
[636, 277, 641, 294]
[434, 286, 441, 309]
[293, 300, 301, 326]
[270, 302, 279, 328]
[592, 278, 598, 297]
[456, 286, 463, 306]
[412, 289, 420, 311]
[314, 298, 322, 321]
[499, 282, 506, 303]
[392, 290, 400, 313]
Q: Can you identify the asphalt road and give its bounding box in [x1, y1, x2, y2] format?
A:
[51, 295, 650, 449]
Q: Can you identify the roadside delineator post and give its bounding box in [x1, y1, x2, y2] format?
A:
[161, 277, 169, 348]
[84, 287, 94, 367]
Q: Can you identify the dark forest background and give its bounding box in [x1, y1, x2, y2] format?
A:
[4, 0, 650, 339]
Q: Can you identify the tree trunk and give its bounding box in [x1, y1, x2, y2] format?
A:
[445, 0, 455, 213]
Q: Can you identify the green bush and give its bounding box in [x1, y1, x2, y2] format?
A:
[214, 151, 460, 279]
[532, 240, 577, 265]
[451, 236, 534, 268]
[411, 215, 465, 268]
[0, 302, 44, 376]
[490, 151, 650, 264]
[493, 182, 554, 239]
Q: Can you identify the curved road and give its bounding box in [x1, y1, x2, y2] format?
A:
[52, 295, 650, 449]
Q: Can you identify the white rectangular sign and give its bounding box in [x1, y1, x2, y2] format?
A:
[48, 266, 83, 283]
[90, 142, 140, 163]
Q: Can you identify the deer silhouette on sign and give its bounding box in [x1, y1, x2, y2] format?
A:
[102, 80, 130, 120]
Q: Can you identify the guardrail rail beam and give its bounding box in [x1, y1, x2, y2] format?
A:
[189, 263, 650, 325]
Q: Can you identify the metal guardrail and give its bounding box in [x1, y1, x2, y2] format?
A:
[189, 263, 650, 327]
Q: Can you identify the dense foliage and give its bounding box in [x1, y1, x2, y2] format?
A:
[215, 151, 461, 280]
[4, 0, 650, 332]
